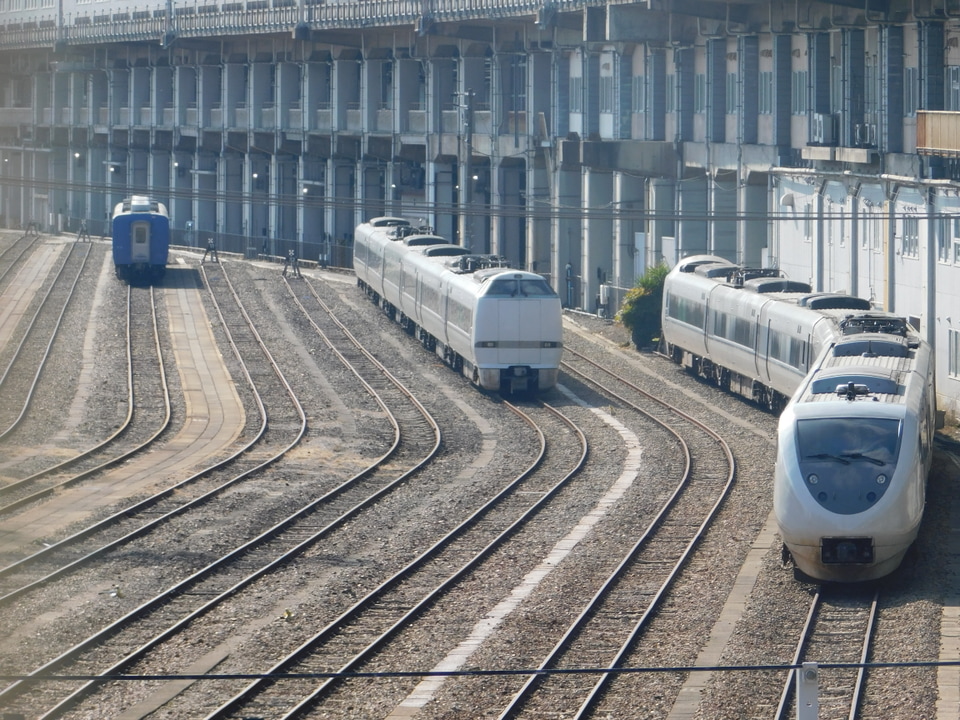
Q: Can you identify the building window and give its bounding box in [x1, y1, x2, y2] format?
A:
[666, 74, 676, 113]
[949, 66, 960, 110]
[694, 73, 706, 114]
[904, 67, 919, 117]
[865, 59, 878, 119]
[759, 71, 773, 114]
[633, 75, 646, 113]
[863, 211, 882, 252]
[950, 328, 960, 378]
[726, 73, 737, 114]
[901, 215, 919, 258]
[792, 70, 808, 114]
[600, 75, 615, 113]
[803, 205, 813, 243]
[569, 75, 583, 113]
[939, 215, 955, 262]
[831, 65, 843, 113]
[952, 217, 960, 264]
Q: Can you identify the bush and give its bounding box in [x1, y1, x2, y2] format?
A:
[616, 263, 670, 349]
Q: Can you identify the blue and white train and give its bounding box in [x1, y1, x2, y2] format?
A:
[662, 255, 937, 582]
[353, 217, 563, 393]
[111, 195, 170, 283]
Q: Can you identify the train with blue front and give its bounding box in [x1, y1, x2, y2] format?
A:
[661, 255, 938, 582]
[111, 196, 170, 283]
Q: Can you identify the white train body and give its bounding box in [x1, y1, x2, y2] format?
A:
[353, 217, 563, 393]
[662, 255, 937, 582]
[775, 319, 936, 582]
[662, 255, 873, 412]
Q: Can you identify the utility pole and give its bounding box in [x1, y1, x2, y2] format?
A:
[460, 88, 474, 252]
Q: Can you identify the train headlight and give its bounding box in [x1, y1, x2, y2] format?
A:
[807, 474, 819, 485]
[876, 474, 887, 485]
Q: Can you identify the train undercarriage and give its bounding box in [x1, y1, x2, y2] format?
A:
[666, 344, 787, 414]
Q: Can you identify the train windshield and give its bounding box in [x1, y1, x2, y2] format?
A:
[796, 417, 902, 467]
[485, 277, 557, 297]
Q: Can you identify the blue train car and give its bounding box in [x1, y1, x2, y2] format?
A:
[111, 196, 170, 283]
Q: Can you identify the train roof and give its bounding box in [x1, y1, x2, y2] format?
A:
[799, 293, 873, 310]
[673, 255, 731, 274]
[742, 277, 812, 294]
[439, 254, 512, 274]
[694, 262, 739, 278]
[114, 195, 167, 215]
[798, 325, 925, 406]
[368, 216, 410, 228]
[832, 333, 913, 358]
[808, 368, 901, 398]
[419, 246, 471, 257]
[402, 234, 448, 247]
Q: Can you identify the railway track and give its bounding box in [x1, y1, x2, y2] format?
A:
[0, 262, 446, 718]
[776, 587, 879, 720]
[467, 345, 737, 719]
[0, 251, 941, 719]
[199, 398, 587, 720]
[0, 228, 42, 290]
[0, 284, 170, 517]
[0, 240, 91, 438]
[0, 260, 308, 715]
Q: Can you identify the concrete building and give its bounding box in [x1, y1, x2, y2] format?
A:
[2, 0, 960, 413]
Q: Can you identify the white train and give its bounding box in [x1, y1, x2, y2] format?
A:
[353, 217, 563, 393]
[775, 313, 937, 582]
[661, 255, 873, 413]
[662, 255, 938, 582]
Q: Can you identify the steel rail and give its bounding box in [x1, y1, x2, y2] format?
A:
[0, 274, 278, 599]
[1, 259, 306, 715]
[204, 400, 587, 720]
[493, 347, 735, 719]
[12, 259, 436, 718]
[0, 285, 171, 514]
[774, 588, 880, 720]
[0, 241, 89, 439]
[0, 230, 42, 289]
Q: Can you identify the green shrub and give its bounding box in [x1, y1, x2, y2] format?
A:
[616, 263, 670, 349]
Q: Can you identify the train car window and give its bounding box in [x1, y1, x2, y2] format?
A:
[384, 253, 401, 285]
[134, 226, 148, 244]
[797, 417, 901, 468]
[402, 268, 417, 300]
[666, 294, 706, 329]
[422, 284, 440, 314]
[712, 312, 728, 338]
[448, 297, 473, 331]
[769, 329, 783, 360]
[788, 337, 806, 369]
[519, 278, 557, 296]
[486, 278, 518, 296]
[732, 317, 755, 347]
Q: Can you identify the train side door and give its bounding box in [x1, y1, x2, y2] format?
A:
[131, 221, 151, 263]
